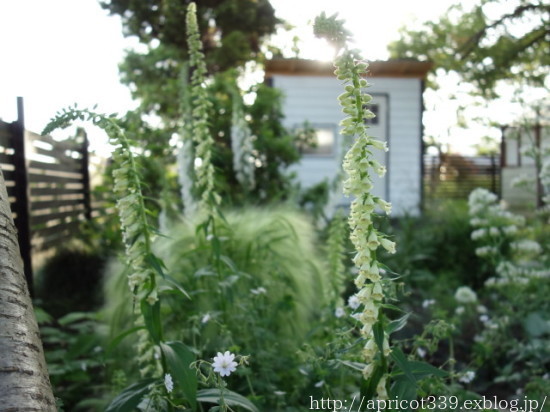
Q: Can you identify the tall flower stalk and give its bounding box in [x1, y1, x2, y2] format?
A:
[186, 2, 219, 217]
[177, 63, 199, 219]
[314, 12, 396, 398]
[43, 109, 167, 380]
[231, 87, 256, 192]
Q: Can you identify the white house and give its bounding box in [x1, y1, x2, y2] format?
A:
[265, 58, 432, 216]
[500, 125, 549, 208]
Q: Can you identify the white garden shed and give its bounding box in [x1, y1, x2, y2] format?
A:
[265, 58, 432, 216]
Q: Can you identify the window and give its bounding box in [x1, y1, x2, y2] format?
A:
[364, 104, 379, 125]
[300, 126, 336, 156]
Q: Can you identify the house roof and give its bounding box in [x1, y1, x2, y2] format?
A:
[265, 58, 433, 79]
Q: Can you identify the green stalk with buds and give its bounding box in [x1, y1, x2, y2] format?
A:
[314, 12, 398, 400]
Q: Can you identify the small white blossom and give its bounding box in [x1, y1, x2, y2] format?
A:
[335, 307, 345, 318]
[455, 306, 465, 315]
[417, 347, 427, 358]
[213, 351, 238, 377]
[201, 313, 211, 324]
[454, 286, 477, 304]
[348, 295, 360, 310]
[164, 373, 174, 393]
[459, 370, 476, 384]
[477, 305, 488, 314]
[251, 287, 267, 295]
[422, 299, 436, 309]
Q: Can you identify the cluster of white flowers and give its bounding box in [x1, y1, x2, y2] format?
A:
[231, 91, 256, 191]
[250, 287, 267, 295]
[454, 286, 477, 304]
[468, 188, 547, 286]
[510, 239, 543, 255]
[112, 149, 158, 304]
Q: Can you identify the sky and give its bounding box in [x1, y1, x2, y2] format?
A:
[0, 0, 534, 155]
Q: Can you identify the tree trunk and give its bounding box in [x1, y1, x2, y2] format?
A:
[0, 169, 56, 411]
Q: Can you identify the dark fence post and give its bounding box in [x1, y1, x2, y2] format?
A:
[11, 97, 33, 295]
[534, 123, 543, 208]
[490, 154, 497, 196]
[79, 128, 92, 220]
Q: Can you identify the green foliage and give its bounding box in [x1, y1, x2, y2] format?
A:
[388, 0, 549, 95]
[104, 0, 301, 207]
[36, 309, 108, 411]
[103, 207, 331, 407]
[101, 0, 279, 72]
[386, 200, 491, 291]
[35, 246, 106, 318]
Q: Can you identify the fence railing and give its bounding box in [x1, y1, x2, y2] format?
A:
[1, 97, 98, 293]
[423, 153, 500, 201]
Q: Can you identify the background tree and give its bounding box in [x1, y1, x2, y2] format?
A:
[389, 0, 549, 97]
[100, 0, 303, 206]
[0, 170, 56, 411]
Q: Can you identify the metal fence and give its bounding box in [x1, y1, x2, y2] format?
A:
[423, 153, 500, 201]
[1, 97, 101, 293]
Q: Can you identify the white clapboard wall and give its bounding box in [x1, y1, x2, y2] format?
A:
[270, 70, 424, 216]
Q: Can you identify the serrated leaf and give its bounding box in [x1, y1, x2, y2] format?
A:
[197, 389, 258, 412]
[105, 378, 156, 412]
[161, 342, 197, 411]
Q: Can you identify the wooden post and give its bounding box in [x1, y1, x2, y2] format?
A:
[79, 128, 92, 221]
[11, 97, 33, 295]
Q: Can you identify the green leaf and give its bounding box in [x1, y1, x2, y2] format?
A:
[145, 253, 167, 279]
[34, 307, 53, 324]
[58, 312, 95, 326]
[388, 313, 410, 334]
[390, 375, 417, 410]
[380, 303, 405, 313]
[372, 321, 385, 354]
[197, 389, 258, 412]
[219, 255, 239, 273]
[105, 378, 156, 412]
[161, 341, 198, 411]
[390, 348, 416, 385]
[339, 360, 366, 372]
[164, 275, 191, 300]
[408, 361, 449, 379]
[523, 312, 550, 338]
[107, 326, 145, 354]
[140, 300, 162, 344]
